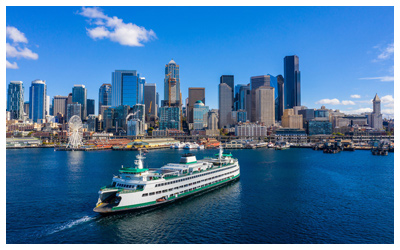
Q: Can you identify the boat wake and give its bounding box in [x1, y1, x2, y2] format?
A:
[47, 216, 94, 235]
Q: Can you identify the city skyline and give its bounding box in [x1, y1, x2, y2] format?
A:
[5, 6, 394, 118]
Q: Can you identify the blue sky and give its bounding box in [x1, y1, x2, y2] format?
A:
[6, 6, 394, 117]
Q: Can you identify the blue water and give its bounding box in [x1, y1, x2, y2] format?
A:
[6, 148, 393, 243]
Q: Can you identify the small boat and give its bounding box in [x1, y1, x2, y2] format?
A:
[197, 145, 205, 150]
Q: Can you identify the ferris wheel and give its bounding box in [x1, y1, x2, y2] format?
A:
[67, 115, 83, 149]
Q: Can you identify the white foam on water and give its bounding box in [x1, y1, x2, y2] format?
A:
[47, 216, 94, 235]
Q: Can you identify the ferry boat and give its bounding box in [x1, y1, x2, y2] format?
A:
[93, 147, 240, 214]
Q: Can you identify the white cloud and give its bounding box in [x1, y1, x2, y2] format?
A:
[380, 95, 394, 108]
[78, 7, 157, 47]
[377, 43, 394, 60]
[350, 94, 361, 99]
[6, 26, 28, 43]
[316, 98, 340, 105]
[87, 26, 110, 39]
[341, 100, 355, 105]
[382, 108, 394, 117]
[6, 43, 38, 60]
[6, 60, 18, 69]
[380, 95, 394, 103]
[343, 108, 373, 115]
[315, 98, 355, 106]
[359, 76, 394, 82]
[6, 26, 38, 69]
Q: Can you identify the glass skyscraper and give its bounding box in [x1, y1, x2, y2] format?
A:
[87, 99, 95, 116]
[98, 83, 112, 114]
[220, 75, 234, 110]
[72, 85, 87, 119]
[144, 83, 157, 120]
[112, 70, 143, 107]
[7, 81, 24, 120]
[164, 59, 180, 106]
[193, 100, 209, 130]
[284, 55, 301, 109]
[29, 79, 47, 122]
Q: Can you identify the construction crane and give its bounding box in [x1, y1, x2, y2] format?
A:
[148, 101, 152, 114]
[166, 72, 177, 107]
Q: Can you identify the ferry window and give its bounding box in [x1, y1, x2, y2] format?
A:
[155, 184, 158, 187]
[174, 187, 178, 190]
[149, 192, 155, 195]
[169, 188, 173, 191]
[142, 193, 148, 197]
[184, 184, 188, 187]
[179, 185, 183, 188]
[156, 191, 161, 194]
[112, 182, 116, 187]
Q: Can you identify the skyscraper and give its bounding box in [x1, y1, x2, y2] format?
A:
[277, 75, 284, 121]
[87, 99, 95, 115]
[29, 79, 47, 122]
[193, 100, 209, 130]
[219, 82, 233, 128]
[284, 55, 301, 109]
[255, 86, 275, 127]
[164, 59, 180, 106]
[159, 106, 181, 130]
[98, 83, 112, 114]
[112, 70, 143, 107]
[53, 95, 68, 116]
[371, 94, 383, 130]
[72, 85, 87, 119]
[144, 83, 157, 121]
[188, 87, 205, 123]
[250, 75, 270, 122]
[7, 81, 24, 120]
[220, 75, 234, 110]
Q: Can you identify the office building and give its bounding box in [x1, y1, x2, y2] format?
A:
[67, 103, 82, 122]
[99, 83, 112, 114]
[72, 85, 87, 119]
[112, 70, 143, 107]
[219, 82, 233, 128]
[193, 100, 209, 130]
[159, 106, 181, 130]
[103, 105, 131, 133]
[284, 55, 301, 109]
[250, 75, 270, 122]
[371, 94, 383, 130]
[188, 87, 205, 123]
[7, 81, 24, 120]
[281, 108, 303, 129]
[53, 95, 68, 117]
[29, 79, 47, 122]
[87, 99, 95, 116]
[277, 75, 284, 121]
[220, 75, 234, 108]
[164, 59, 180, 106]
[231, 110, 247, 123]
[144, 83, 157, 121]
[255, 86, 275, 127]
[24, 102, 29, 117]
[207, 109, 219, 131]
[235, 123, 267, 137]
[308, 120, 332, 135]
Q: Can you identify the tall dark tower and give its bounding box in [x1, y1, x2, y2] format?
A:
[284, 55, 301, 109]
[220, 75, 234, 110]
